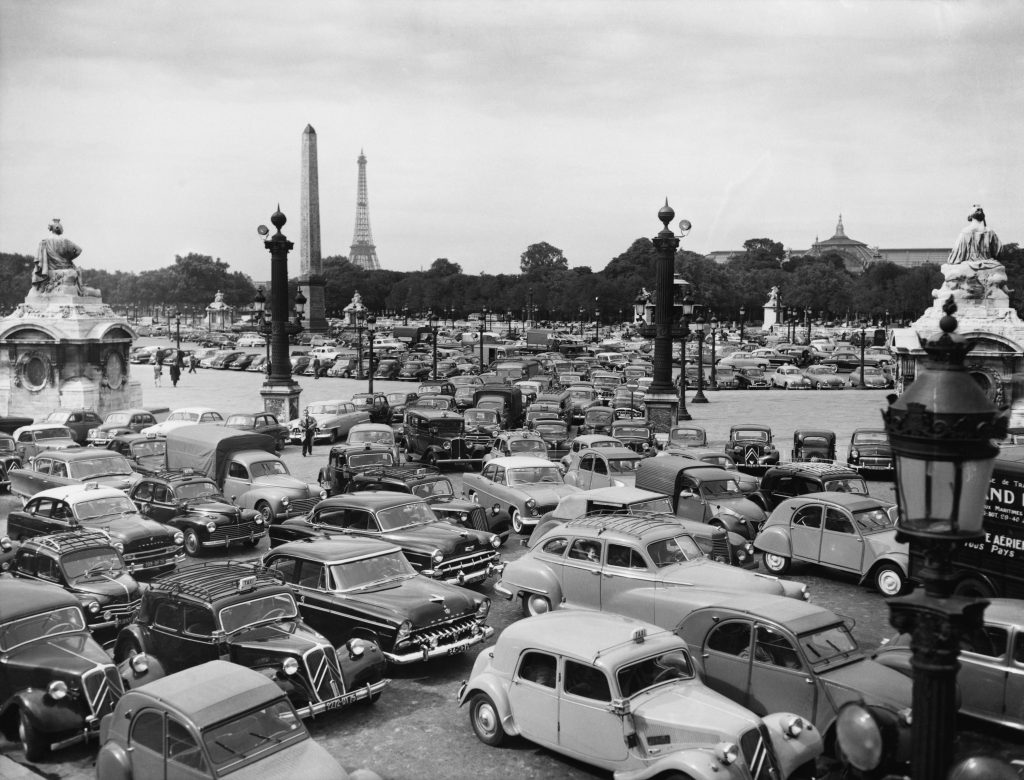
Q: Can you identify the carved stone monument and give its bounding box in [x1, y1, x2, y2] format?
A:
[762, 285, 781, 332]
[0, 220, 140, 418]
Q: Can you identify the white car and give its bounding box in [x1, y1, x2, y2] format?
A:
[769, 364, 812, 389]
[236, 334, 265, 347]
[141, 407, 224, 435]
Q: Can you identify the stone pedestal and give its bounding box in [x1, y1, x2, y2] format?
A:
[643, 393, 679, 434]
[299, 276, 328, 333]
[261, 382, 303, 426]
[762, 301, 780, 332]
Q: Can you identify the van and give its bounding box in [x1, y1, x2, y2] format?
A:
[529, 390, 572, 424]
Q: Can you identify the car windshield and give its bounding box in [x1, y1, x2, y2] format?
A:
[44, 412, 69, 423]
[802, 437, 831, 448]
[535, 423, 567, 435]
[375, 501, 438, 530]
[570, 389, 596, 400]
[175, 481, 223, 500]
[509, 466, 563, 485]
[797, 623, 859, 666]
[743, 369, 765, 378]
[465, 410, 498, 423]
[224, 415, 256, 427]
[203, 699, 304, 771]
[61, 547, 125, 580]
[70, 455, 133, 478]
[627, 497, 674, 514]
[510, 440, 546, 454]
[613, 427, 648, 438]
[330, 550, 417, 590]
[411, 479, 455, 499]
[617, 649, 694, 697]
[348, 430, 394, 445]
[218, 593, 298, 634]
[807, 366, 835, 375]
[35, 428, 72, 440]
[348, 452, 394, 469]
[386, 393, 410, 404]
[76, 495, 138, 519]
[131, 440, 166, 458]
[853, 432, 889, 445]
[307, 404, 339, 415]
[733, 429, 768, 441]
[249, 460, 289, 478]
[670, 429, 704, 444]
[699, 479, 743, 498]
[647, 535, 703, 566]
[853, 506, 897, 533]
[586, 411, 614, 423]
[168, 412, 200, 422]
[415, 398, 450, 410]
[0, 606, 87, 651]
[822, 477, 868, 494]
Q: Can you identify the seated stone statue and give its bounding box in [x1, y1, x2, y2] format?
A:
[937, 206, 1006, 302]
[32, 219, 99, 297]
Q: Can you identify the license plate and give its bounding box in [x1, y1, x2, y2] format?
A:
[447, 645, 466, 656]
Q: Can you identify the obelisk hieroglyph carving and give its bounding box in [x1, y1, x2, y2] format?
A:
[299, 124, 327, 332]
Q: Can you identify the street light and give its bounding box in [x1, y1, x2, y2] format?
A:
[858, 319, 868, 388]
[594, 300, 600, 345]
[709, 315, 719, 390]
[366, 314, 377, 393]
[403, 306, 409, 326]
[355, 313, 366, 381]
[578, 306, 584, 337]
[692, 311, 707, 404]
[739, 306, 746, 343]
[677, 287, 695, 421]
[174, 311, 181, 353]
[852, 297, 1007, 780]
[428, 311, 439, 379]
[805, 308, 812, 344]
[479, 306, 488, 368]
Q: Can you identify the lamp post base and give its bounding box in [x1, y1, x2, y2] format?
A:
[691, 392, 708, 404]
[642, 394, 679, 433]
[261, 382, 303, 425]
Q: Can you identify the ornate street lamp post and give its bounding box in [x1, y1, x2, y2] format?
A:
[594, 300, 600, 345]
[837, 297, 1007, 780]
[805, 309, 812, 344]
[692, 312, 708, 403]
[403, 306, 409, 326]
[355, 313, 366, 381]
[677, 288, 694, 421]
[428, 312, 439, 380]
[859, 319, 868, 388]
[739, 306, 746, 343]
[174, 311, 181, 353]
[366, 314, 377, 393]
[709, 315, 719, 390]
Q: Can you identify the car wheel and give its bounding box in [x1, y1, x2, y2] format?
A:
[115, 635, 144, 664]
[510, 508, 526, 534]
[331, 428, 339, 443]
[467, 491, 478, 504]
[874, 564, 906, 597]
[815, 381, 823, 389]
[256, 502, 274, 524]
[952, 577, 996, 598]
[19, 710, 46, 762]
[469, 693, 506, 746]
[318, 470, 333, 493]
[762, 553, 791, 574]
[523, 593, 551, 617]
[183, 528, 201, 556]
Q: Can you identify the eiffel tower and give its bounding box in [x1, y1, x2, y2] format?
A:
[349, 150, 381, 270]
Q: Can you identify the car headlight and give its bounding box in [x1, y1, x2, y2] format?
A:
[113, 541, 124, 553]
[784, 716, 805, 738]
[717, 742, 739, 765]
[130, 653, 149, 674]
[87, 600, 101, 614]
[281, 496, 290, 507]
[736, 549, 748, 562]
[475, 598, 491, 619]
[205, 521, 217, 533]
[254, 517, 264, 525]
[48, 680, 68, 700]
[490, 534, 501, 548]
[443, 440, 452, 450]
[282, 657, 299, 676]
[851, 449, 860, 458]
[431, 548, 445, 563]
[318, 489, 327, 499]
[395, 620, 413, 644]
[525, 498, 536, 509]
[346, 638, 368, 658]
[173, 532, 184, 545]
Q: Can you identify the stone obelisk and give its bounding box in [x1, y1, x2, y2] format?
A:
[298, 124, 327, 332]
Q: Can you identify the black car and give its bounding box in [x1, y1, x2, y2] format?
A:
[0, 579, 127, 760]
[112, 561, 389, 717]
[264, 538, 494, 664]
[530, 419, 571, 462]
[404, 409, 488, 468]
[345, 464, 512, 544]
[791, 429, 837, 462]
[10, 530, 142, 635]
[105, 432, 167, 475]
[753, 462, 869, 512]
[41, 409, 104, 445]
[351, 392, 392, 424]
[399, 361, 431, 382]
[86, 408, 160, 447]
[223, 410, 290, 451]
[0, 431, 22, 474]
[317, 442, 396, 495]
[725, 423, 780, 473]
[385, 391, 419, 424]
[847, 428, 894, 473]
[269, 492, 504, 586]
[734, 367, 771, 390]
[129, 471, 267, 556]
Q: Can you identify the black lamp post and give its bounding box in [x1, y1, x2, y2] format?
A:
[709, 315, 718, 390]
[366, 314, 377, 393]
[692, 312, 708, 403]
[739, 306, 746, 343]
[479, 307, 487, 368]
[254, 287, 271, 371]
[578, 306, 584, 337]
[594, 300, 600, 345]
[174, 311, 181, 353]
[837, 297, 1008, 780]
[355, 313, 366, 380]
[805, 309, 812, 344]
[428, 312, 439, 379]
[403, 306, 409, 326]
[677, 288, 694, 421]
[858, 319, 868, 388]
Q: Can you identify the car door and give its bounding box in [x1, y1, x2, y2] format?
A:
[700, 619, 755, 706]
[745, 623, 818, 722]
[790, 504, 824, 562]
[127, 709, 168, 780]
[819, 507, 864, 572]
[558, 658, 627, 764]
[507, 651, 559, 746]
[476, 463, 504, 505]
[958, 624, 1011, 723]
[601, 543, 656, 623]
[587, 454, 612, 489]
[572, 452, 596, 490]
[148, 599, 190, 673]
[560, 538, 603, 608]
[222, 461, 251, 502]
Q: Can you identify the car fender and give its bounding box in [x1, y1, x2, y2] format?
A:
[457, 675, 521, 737]
[860, 551, 910, 585]
[632, 747, 750, 780]
[1, 689, 85, 735]
[118, 653, 167, 689]
[762, 712, 825, 778]
[95, 741, 132, 780]
[236, 487, 286, 514]
[708, 513, 747, 538]
[499, 562, 564, 605]
[753, 526, 792, 557]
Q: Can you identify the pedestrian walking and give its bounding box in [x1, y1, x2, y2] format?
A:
[169, 360, 181, 387]
[188, 354, 198, 373]
[300, 409, 317, 456]
[312, 356, 321, 380]
[153, 359, 163, 387]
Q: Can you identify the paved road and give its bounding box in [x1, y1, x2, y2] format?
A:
[2, 348, 1020, 778]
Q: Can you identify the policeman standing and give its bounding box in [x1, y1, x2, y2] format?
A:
[301, 409, 317, 456]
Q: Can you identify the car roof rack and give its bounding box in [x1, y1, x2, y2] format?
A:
[355, 464, 442, 480]
[769, 461, 858, 474]
[25, 529, 113, 553]
[147, 467, 204, 481]
[563, 513, 683, 539]
[150, 561, 283, 601]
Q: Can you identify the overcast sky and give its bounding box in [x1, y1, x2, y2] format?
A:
[1, 0, 1021, 282]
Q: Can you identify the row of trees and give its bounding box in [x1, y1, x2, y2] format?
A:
[3, 237, 1022, 326]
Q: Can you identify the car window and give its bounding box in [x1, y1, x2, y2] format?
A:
[166, 716, 208, 772]
[266, 557, 299, 583]
[564, 660, 611, 702]
[792, 505, 823, 529]
[152, 484, 170, 503]
[130, 710, 164, 753]
[646, 535, 702, 566]
[707, 621, 752, 656]
[823, 508, 855, 534]
[297, 561, 327, 589]
[541, 538, 569, 557]
[14, 550, 36, 575]
[36, 555, 59, 581]
[134, 482, 154, 501]
[517, 651, 557, 689]
[153, 601, 183, 632]
[1014, 634, 1024, 665]
[568, 539, 602, 563]
[183, 604, 215, 636]
[755, 625, 802, 669]
[606, 544, 647, 569]
[491, 466, 506, 486]
[961, 626, 1008, 659]
[227, 462, 248, 480]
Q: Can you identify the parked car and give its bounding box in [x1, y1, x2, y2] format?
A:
[661, 449, 760, 494]
[0, 579, 127, 761]
[8, 447, 141, 500]
[820, 351, 882, 373]
[6, 485, 184, 576]
[677, 594, 913, 769]
[404, 408, 488, 468]
[790, 429, 836, 462]
[12, 423, 80, 461]
[86, 408, 159, 447]
[847, 428, 894, 472]
[0, 431, 22, 473]
[483, 430, 548, 463]
[104, 433, 167, 475]
[768, 365, 811, 390]
[530, 418, 571, 462]
[269, 493, 504, 586]
[288, 400, 370, 445]
[10, 530, 142, 634]
[373, 357, 402, 379]
[224, 411, 289, 451]
[496, 514, 807, 619]
[113, 561, 387, 717]
[459, 611, 823, 779]
[726, 424, 780, 472]
[345, 421, 403, 463]
[567, 384, 600, 424]
[463, 456, 581, 534]
[562, 446, 643, 490]
[609, 418, 655, 454]
[800, 364, 846, 390]
[560, 433, 624, 471]
[735, 367, 772, 390]
[579, 405, 615, 436]
[351, 392, 392, 424]
[129, 471, 267, 556]
[264, 538, 495, 664]
[316, 441, 396, 495]
[753, 492, 907, 594]
[417, 380, 457, 397]
[141, 407, 224, 436]
[385, 391, 419, 422]
[874, 597, 1024, 731]
[857, 365, 895, 389]
[662, 424, 708, 451]
[754, 462, 868, 512]
[749, 348, 793, 367]
[40, 409, 103, 444]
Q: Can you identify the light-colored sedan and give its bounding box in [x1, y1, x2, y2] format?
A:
[801, 364, 846, 390]
[769, 365, 811, 389]
[288, 399, 370, 444]
[141, 407, 223, 436]
[463, 455, 580, 534]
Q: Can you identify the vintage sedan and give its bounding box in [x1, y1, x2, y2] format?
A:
[791, 430, 836, 463]
[0, 579, 129, 761]
[41, 409, 103, 444]
[873, 597, 1024, 731]
[12, 423, 80, 461]
[270, 493, 504, 586]
[482, 430, 549, 463]
[6, 485, 184, 576]
[768, 365, 811, 390]
[346, 422, 403, 464]
[676, 593, 913, 769]
[86, 408, 159, 447]
[96, 661, 350, 779]
[858, 365, 894, 389]
[264, 538, 495, 664]
[497, 514, 807, 619]
[753, 492, 907, 595]
[609, 419, 656, 454]
[662, 424, 708, 451]
[288, 399, 370, 444]
[141, 407, 224, 436]
[847, 428, 894, 473]
[726, 424, 780, 472]
[459, 611, 822, 780]
[820, 351, 882, 373]
[8, 447, 141, 500]
[317, 442, 396, 495]
[112, 562, 388, 718]
[464, 455, 581, 534]
[735, 367, 772, 390]
[224, 411, 290, 451]
[562, 446, 643, 490]
[0, 431, 22, 474]
[105, 433, 167, 475]
[559, 433, 624, 471]
[801, 364, 846, 390]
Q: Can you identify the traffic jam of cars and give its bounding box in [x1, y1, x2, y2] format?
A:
[0, 323, 1017, 780]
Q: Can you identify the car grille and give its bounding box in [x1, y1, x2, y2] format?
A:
[464, 430, 491, 447]
[409, 615, 479, 648]
[82, 665, 124, 719]
[711, 536, 732, 564]
[98, 596, 142, 625]
[740, 725, 781, 780]
[303, 645, 345, 703]
[286, 497, 320, 516]
[209, 519, 264, 542]
[859, 457, 893, 468]
[465, 508, 492, 534]
[123, 540, 179, 569]
[435, 549, 500, 579]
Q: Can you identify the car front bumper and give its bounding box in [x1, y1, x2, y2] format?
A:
[294, 678, 390, 717]
[386, 625, 495, 665]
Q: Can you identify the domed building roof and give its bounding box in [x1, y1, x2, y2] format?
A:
[810, 215, 880, 272]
